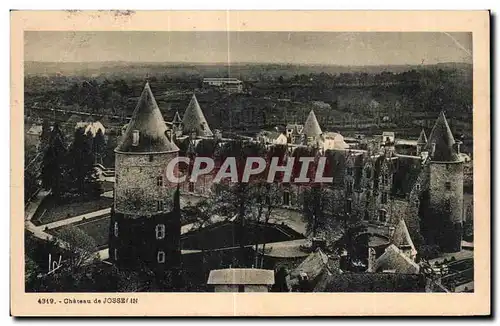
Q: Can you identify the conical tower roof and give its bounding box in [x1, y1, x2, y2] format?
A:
[417, 129, 427, 145]
[172, 110, 182, 124]
[425, 111, 459, 162]
[115, 82, 179, 153]
[303, 110, 322, 138]
[182, 94, 213, 137]
[392, 218, 415, 253]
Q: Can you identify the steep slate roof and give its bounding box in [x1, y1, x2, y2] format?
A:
[172, 110, 182, 124]
[392, 218, 417, 257]
[115, 82, 179, 153]
[290, 249, 332, 283]
[417, 129, 428, 145]
[373, 244, 420, 274]
[303, 110, 322, 138]
[314, 271, 424, 292]
[207, 268, 275, 285]
[425, 111, 459, 162]
[182, 94, 214, 137]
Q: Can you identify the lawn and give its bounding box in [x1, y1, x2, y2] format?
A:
[48, 216, 111, 250]
[32, 195, 113, 226]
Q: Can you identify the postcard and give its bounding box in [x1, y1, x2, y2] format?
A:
[11, 10, 490, 316]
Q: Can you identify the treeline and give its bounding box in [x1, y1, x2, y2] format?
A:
[27, 122, 106, 202]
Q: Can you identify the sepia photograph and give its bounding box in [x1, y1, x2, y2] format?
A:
[11, 10, 490, 316]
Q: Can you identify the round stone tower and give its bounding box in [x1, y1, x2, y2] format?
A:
[109, 82, 182, 283]
[425, 111, 463, 253]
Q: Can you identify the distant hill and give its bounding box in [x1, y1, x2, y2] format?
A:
[24, 61, 472, 80]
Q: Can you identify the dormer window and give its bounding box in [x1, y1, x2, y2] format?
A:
[132, 130, 140, 146]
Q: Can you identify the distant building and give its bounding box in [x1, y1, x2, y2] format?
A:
[203, 78, 243, 93]
[207, 268, 275, 292]
[75, 121, 105, 137]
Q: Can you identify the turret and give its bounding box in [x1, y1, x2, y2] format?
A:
[302, 110, 322, 145]
[416, 129, 427, 155]
[425, 111, 463, 253]
[181, 93, 213, 137]
[110, 82, 182, 286]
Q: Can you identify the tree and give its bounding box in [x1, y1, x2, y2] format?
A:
[302, 185, 332, 238]
[92, 129, 106, 165]
[40, 119, 51, 150]
[332, 222, 367, 270]
[67, 128, 101, 197]
[41, 123, 66, 197]
[55, 225, 98, 273]
[248, 181, 282, 268]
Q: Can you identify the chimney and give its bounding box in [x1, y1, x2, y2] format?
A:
[367, 247, 376, 272]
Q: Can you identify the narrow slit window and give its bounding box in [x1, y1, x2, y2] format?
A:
[157, 200, 164, 212]
[157, 251, 165, 263]
[114, 222, 119, 237]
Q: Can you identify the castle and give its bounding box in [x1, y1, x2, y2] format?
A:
[109, 82, 465, 284]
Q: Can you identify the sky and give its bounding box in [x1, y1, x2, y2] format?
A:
[24, 31, 472, 66]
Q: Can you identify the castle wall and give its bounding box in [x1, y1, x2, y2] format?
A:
[428, 162, 464, 252]
[115, 152, 178, 215]
[109, 209, 181, 276]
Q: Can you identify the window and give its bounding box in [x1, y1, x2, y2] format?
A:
[157, 251, 165, 263]
[382, 192, 388, 204]
[283, 191, 290, 206]
[431, 142, 436, 155]
[114, 222, 119, 237]
[379, 209, 387, 222]
[346, 181, 353, 195]
[157, 200, 164, 212]
[132, 130, 140, 146]
[364, 210, 370, 220]
[149, 155, 154, 162]
[114, 248, 118, 261]
[365, 167, 372, 178]
[415, 199, 420, 207]
[238, 285, 245, 292]
[346, 167, 353, 176]
[156, 224, 166, 240]
[189, 182, 195, 192]
[384, 174, 389, 186]
[157, 176, 163, 187]
[445, 181, 451, 191]
[415, 183, 421, 191]
[345, 199, 352, 214]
